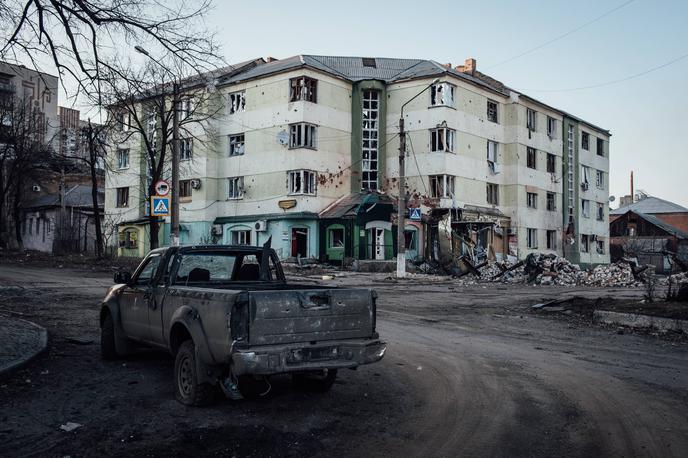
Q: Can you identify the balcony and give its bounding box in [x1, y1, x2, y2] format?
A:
[0, 81, 16, 93]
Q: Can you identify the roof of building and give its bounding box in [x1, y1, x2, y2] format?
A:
[617, 210, 688, 240]
[224, 55, 508, 95]
[319, 192, 396, 219]
[26, 184, 104, 209]
[610, 196, 688, 215]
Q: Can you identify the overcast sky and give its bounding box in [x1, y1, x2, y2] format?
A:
[47, 0, 688, 208]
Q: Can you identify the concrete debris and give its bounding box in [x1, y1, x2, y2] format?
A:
[60, 422, 82, 432]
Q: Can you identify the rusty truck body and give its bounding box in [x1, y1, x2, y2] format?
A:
[99, 244, 386, 405]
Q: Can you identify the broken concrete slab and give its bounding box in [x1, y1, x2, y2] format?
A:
[593, 310, 687, 333]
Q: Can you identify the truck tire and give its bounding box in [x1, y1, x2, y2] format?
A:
[174, 340, 215, 406]
[292, 369, 338, 392]
[101, 313, 119, 360]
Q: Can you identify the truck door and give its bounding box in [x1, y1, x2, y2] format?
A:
[148, 252, 177, 345]
[119, 252, 163, 342]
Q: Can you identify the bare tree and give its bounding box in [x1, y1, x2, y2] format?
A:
[101, 58, 225, 250]
[0, 0, 223, 101]
[0, 94, 55, 247]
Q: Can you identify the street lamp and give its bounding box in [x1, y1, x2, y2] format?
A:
[396, 77, 440, 278]
[135, 45, 181, 247]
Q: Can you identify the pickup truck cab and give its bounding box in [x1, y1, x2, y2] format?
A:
[100, 244, 386, 405]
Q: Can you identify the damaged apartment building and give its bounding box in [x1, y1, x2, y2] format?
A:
[104, 55, 610, 265]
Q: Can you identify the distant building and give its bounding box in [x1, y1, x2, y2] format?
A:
[611, 195, 688, 233]
[21, 184, 104, 254]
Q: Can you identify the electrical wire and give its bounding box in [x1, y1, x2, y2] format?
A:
[514, 51, 688, 92]
[485, 0, 637, 70]
[407, 134, 429, 196]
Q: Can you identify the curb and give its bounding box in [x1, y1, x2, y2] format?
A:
[593, 310, 687, 333]
[0, 318, 48, 377]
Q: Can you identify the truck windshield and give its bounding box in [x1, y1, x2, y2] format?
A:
[173, 252, 278, 285]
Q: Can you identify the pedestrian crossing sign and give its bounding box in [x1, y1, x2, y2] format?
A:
[409, 207, 422, 221]
[151, 196, 170, 216]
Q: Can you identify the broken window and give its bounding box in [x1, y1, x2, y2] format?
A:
[527, 147, 537, 169]
[116, 187, 129, 207]
[228, 177, 244, 199]
[289, 123, 317, 149]
[581, 166, 591, 189]
[582, 132, 590, 150]
[546, 153, 556, 173]
[597, 138, 604, 156]
[430, 175, 455, 198]
[146, 107, 157, 149]
[547, 116, 556, 138]
[430, 82, 455, 107]
[596, 170, 604, 189]
[596, 238, 605, 254]
[582, 199, 590, 218]
[290, 76, 317, 103]
[230, 229, 251, 245]
[596, 202, 605, 221]
[229, 91, 245, 114]
[486, 183, 499, 205]
[229, 134, 245, 156]
[431, 128, 455, 153]
[527, 228, 538, 249]
[527, 192, 538, 209]
[117, 148, 129, 169]
[362, 90, 379, 190]
[288, 170, 316, 195]
[487, 100, 498, 123]
[546, 230, 556, 250]
[581, 234, 590, 253]
[527, 108, 537, 131]
[329, 228, 345, 248]
[547, 192, 556, 211]
[180, 138, 193, 161]
[487, 140, 498, 163]
[180, 179, 192, 198]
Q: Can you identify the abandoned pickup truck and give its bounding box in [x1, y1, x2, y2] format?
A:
[99, 244, 386, 405]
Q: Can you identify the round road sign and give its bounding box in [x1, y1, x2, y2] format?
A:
[155, 180, 170, 196]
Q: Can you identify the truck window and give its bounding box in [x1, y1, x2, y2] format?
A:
[175, 253, 237, 284]
[135, 254, 162, 285]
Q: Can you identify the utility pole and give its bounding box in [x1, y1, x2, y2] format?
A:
[170, 81, 180, 246]
[396, 117, 407, 278]
[396, 78, 439, 279]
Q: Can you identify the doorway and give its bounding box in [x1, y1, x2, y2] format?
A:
[368, 227, 385, 260]
[291, 227, 308, 258]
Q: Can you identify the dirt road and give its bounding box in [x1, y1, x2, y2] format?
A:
[1, 265, 686, 457]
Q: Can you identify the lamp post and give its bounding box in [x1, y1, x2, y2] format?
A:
[396, 78, 440, 278]
[135, 45, 180, 247]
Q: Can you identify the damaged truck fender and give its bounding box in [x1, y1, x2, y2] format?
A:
[99, 285, 134, 355]
[168, 305, 222, 385]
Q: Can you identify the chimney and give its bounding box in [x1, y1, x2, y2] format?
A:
[442, 62, 452, 69]
[463, 58, 476, 75]
[265, 56, 278, 63]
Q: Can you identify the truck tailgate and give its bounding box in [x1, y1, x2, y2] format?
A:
[248, 289, 374, 346]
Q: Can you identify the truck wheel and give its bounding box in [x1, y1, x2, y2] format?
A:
[292, 369, 338, 392]
[101, 313, 119, 360]
[174, 340, 215, 406]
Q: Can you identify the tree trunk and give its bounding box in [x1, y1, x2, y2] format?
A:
[88, 137, 103, 258]
[149, 215, 159, 250]
[12, 186, 22, 247]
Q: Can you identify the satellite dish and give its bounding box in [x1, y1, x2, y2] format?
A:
[608, 195, 616, 202]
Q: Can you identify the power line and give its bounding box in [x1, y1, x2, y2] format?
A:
[407, 134, 428, 196]
[485, 0, 636, 70]
[514, 51, 688, 92]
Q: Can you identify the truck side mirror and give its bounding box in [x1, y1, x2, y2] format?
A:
[114, 271, 132, 285]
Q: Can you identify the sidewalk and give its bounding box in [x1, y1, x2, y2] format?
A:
[0, 316, 48, 376]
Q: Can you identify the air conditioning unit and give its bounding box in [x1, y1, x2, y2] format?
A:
[211, 224, 223, 235]
[581, 182, 589, 191]
[190, 179, 202, 190]
[254, 220, 267, 232]
[32, 185, 41, 192]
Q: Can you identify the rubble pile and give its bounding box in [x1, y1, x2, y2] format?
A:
[665, 271, 688, 286]
[580, 263, 641, 287]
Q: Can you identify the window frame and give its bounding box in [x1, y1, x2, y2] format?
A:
[546, 230, 557, 250]
[288, 169, 317, 196]
[289, 122, 317, 149]
[527, 147, 537, 169]
[229, 133, 245, 156]
[596, 138, 604, 157]
[430, 127, 455, 153]
[596, 170, 604, 189]
[596, 202, 605, 221]
[430, 82, 456, 108]
[547, 116, 556, 138]
[230, 229, 251, 246]
[228, 91, 246, 114]
[581, 234, 590, 253]
[486, 183, 499, 205]
[582, 199, 590, 218]
[487, 99, 498, 123]
[116, 187, 129, 208]
[546, 153, 556, 173]
[116, 148, 130, 169]
[180, 137, 193, 161]
[582, 132, 590, 150]
[179, 179, 192, 199]
[227, 177, 244, 200]
[526, 108, 537, 131]
[289, 76, 317, 103]
[429, 174, 455, 199]
[546, 192, 556, 211]
[527, 228, 538, 249]
[527, 192, 538, 209]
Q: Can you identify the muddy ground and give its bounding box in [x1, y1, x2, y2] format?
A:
[1, 263, 687, 457]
